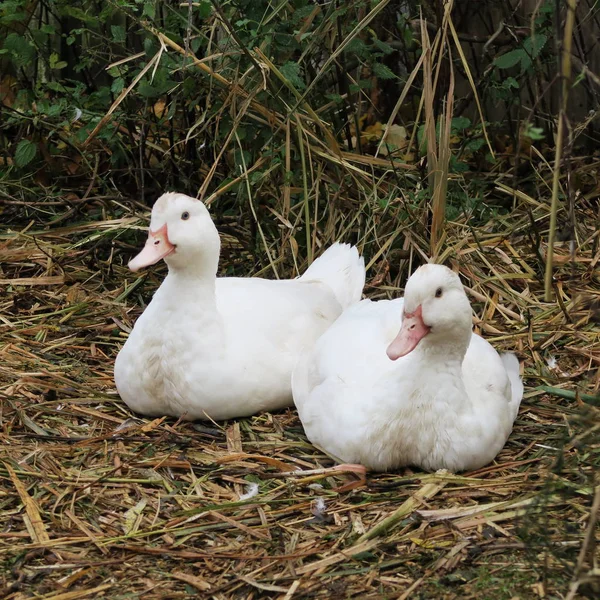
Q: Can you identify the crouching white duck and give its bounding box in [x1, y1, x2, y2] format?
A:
[114, 192, 365, 421]
[292, 263, 523, 472]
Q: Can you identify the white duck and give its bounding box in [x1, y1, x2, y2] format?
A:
[292, 264, 523, 472]
[114, 192, 365, 421]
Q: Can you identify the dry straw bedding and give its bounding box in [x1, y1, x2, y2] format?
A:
[0, 199, 598, 599]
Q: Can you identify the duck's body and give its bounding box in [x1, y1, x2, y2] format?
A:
[115, 193, 365, 421]
[292, 265, 523, 472]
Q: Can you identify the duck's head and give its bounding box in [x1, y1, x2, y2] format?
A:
[387, 264, 472, 360]
[129, 192, 220, 273]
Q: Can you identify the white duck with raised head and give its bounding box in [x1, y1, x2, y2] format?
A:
[114, 192, 365, 421]
[292, 264, 523, 472]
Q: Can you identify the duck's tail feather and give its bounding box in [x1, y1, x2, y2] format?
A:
[299, 243, 366, 310]
[500, 352, 523, 421]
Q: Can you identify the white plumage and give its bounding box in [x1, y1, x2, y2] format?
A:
[114, 192, 365, 421]
[292, 264, 523, 472]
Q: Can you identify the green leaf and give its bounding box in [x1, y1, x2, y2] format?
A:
[503, 77, 519, 89]
[234, 148, 251, 169]
[373, 38, 395, 55]
[372, 62, 397, 80]
[523, 124, 545, 141]
[520, 55, 532, 72]
[451, 116, 471, 131]
[76, 123, 94, 143]
[449, 155, 469, 173]
[142, 1, 155, 19]
[236, 126, 247, 141]
[143, 37, 157, 55]
[465, 137, 486, 152]
[292, 5, 316, 24]
[49, 52, 67, 70]
[493, 49, 524, 69]
[280, 61, 306, 90]
[523, 34, 547, 59]
[325, 93, 344, 104]
[46, 81, 66, 92]
[191, 37, 202, 53]
[0, 9, 27, 25]
[111, 25, 126, 43]
[3, 32, 35, 68]
[14, 139, 37, 168]
[196, 0, 212, 19]
[138, 81, 159, 98]
[61, 6, 98, 24]
[349, 79, 373, 93]
[46, 104, 63, 118]
[111, 77, 125, 94]
[344, 38, 369, 58]
[519, 34, 547, 73]
[402, 25, 414, 47]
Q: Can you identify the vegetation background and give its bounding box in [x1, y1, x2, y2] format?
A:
[1, 1, 598, 598]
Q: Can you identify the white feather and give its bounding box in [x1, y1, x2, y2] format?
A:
[114, 192, 365, 421]
[239, 482, 259, 501]
[292, 264, 524, 472]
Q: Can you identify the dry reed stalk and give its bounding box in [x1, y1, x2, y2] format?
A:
[420, 8, 454, 255]
[545, 0, 578, 301]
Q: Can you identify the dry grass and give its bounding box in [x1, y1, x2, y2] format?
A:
[1, 186, 598, 599]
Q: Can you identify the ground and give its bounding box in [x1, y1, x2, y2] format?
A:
[0, 200, 598, 599]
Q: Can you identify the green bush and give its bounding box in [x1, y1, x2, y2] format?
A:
[0, 0, 565, 269]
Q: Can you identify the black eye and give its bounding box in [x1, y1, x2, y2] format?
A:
[435, 287, 443, 298]
[181, 211, 190, 220]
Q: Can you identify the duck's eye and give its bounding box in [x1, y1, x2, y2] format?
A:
[181, 211, 190, 220]
[435, 287, 443, 298]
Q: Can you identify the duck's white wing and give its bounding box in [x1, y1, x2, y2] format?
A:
[292, 298, 404, 460]
[461, 334, 523, 460]
[215, 242, 365, 360]
[216, 277, 342, 351]
[463, 335, 519, 410]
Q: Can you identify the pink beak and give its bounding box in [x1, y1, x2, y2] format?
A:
[128, 223, 175, 272]
[386, 305, 431, 360]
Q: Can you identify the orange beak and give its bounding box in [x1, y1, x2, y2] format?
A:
[386, 305, 431, 360]
[128, 223, 175, 272]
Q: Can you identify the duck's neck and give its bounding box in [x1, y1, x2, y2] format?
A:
[161, 240, 220, 306]
[161, 265, 218, 311]
[397, 336, 470, 405]
[416, 336, 468, 366]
